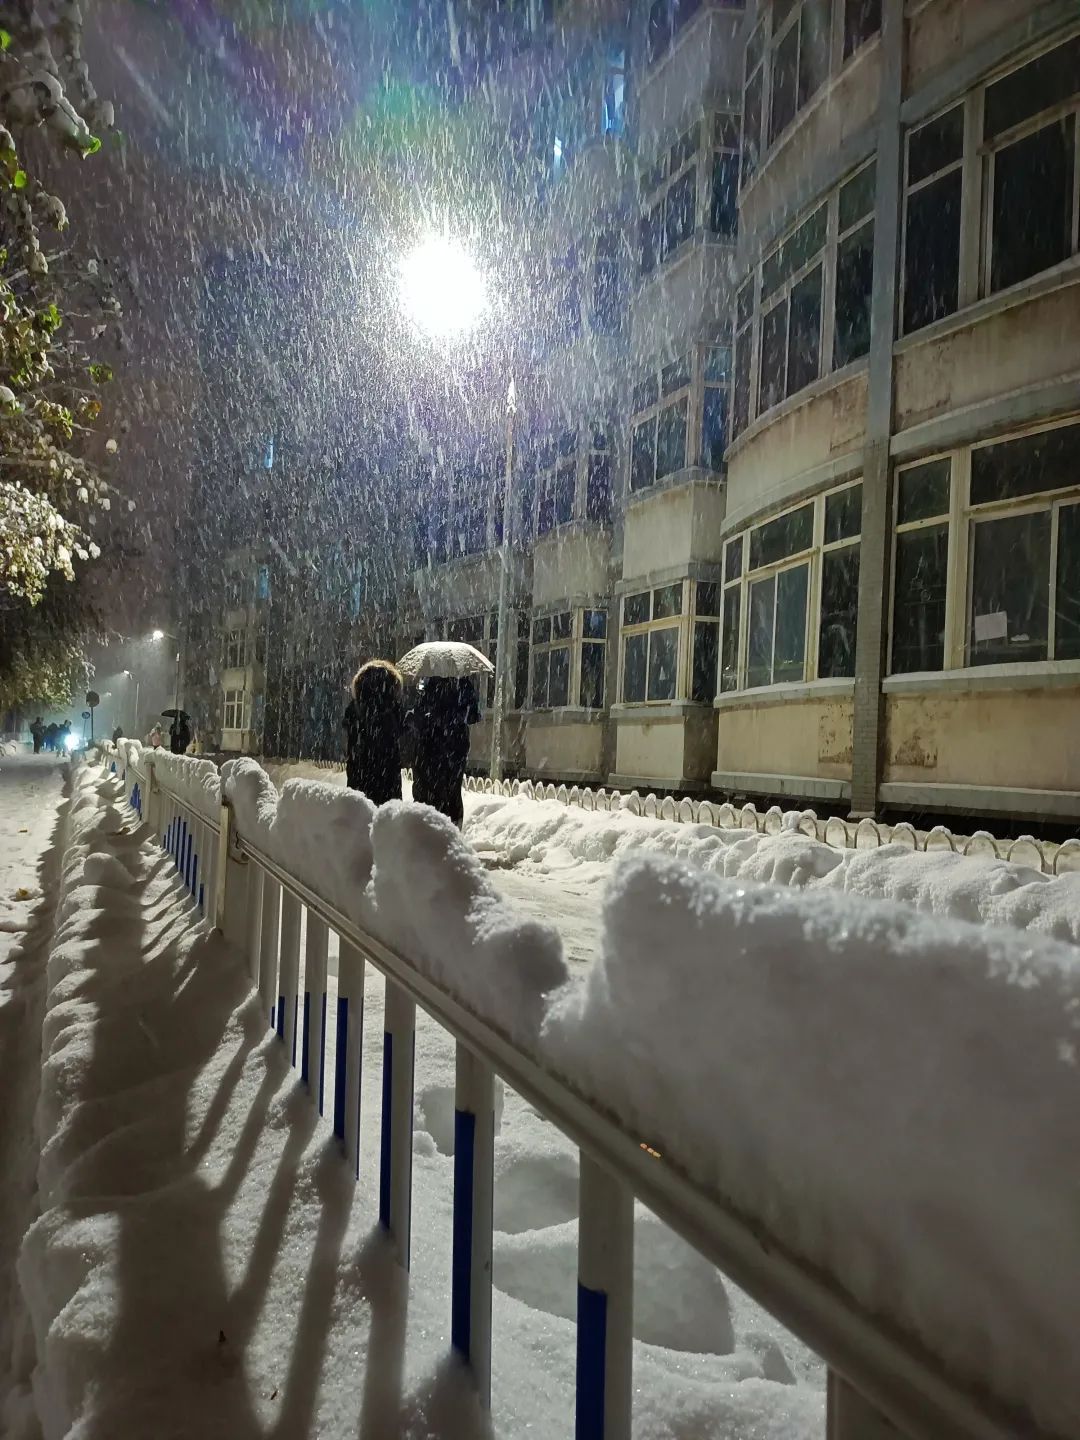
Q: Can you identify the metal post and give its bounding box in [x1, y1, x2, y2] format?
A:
[576, 1152, 633, 1440]
[302, 914, 329, 1113]
[381, 978, 415, 1268]
[336, 939, 366, 1175]
[489, 377, 517, 781]
[278, 891, 302, 1064]
[452, 1042, 495, 1407]
[245, 865, 264, 985]
[258, 874, 281, 1031]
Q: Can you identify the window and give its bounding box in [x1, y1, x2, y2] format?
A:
[592, 233, 621, 334]
[843, 0, 881, 60]
[758, 206, 826, 413]
[639, 121, 705, 276]
[720, 536, 743, 691]
[710, 113, 740, 239]
[255, 564, 270, 601]
[902, 105, 964, 334]
[531, 611, 572, 708]
[630, 356, 691, 492]
[225, 630, 247, 669]
[769, 0, 831, 148]
[621, 583, 686, 702]
[833, 161, 875, 367]
[580, 609, 607, 708]
[732, 279, 754, 439]
[601, 46, 626, 134]
[818, 483, 861, 676]
[223, 689, 249, 731]
[537, 432, 577, 534]
[646, 0, 711, 68]
[701, 346, 730, 471]
[988, 118, 1074, 293]
[586, 429, 612, 524]
[892, 458, 951, 673]
[692, 581, 721, 701]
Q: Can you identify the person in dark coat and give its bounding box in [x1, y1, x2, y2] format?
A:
[342, 660, 404, 805]
[111, 724, 124, 744]
[30, 717, 44, 754]
[44, 722, 58, 752]
[408, 676, 481, 828]
[169, 715, 192, 754]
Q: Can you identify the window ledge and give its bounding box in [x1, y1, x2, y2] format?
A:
[534, 520, 613, 546]
[527, 706, 608, 726]
[611, 701, 714, 721]
[894, 256, 1080, 356]
[726, 358, 869, 461]
[626, 466, 723, 510]
[714, 677, 855, 710]
[883, 663, 1080, 696]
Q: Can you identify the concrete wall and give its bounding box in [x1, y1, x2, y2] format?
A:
[630, 244, 737, 365]
[612, 706, 715, 786]
[526, 717, 606, 779]
[469, 715, 526, 774]
[533, 528, 613, 606]
[622, 479, 726, 578]
[725, 371, 868, 528]
[905, 0, 1044, 91]
[636, 7, 744, 147]
[883, 685, 1080, 793]
[715, 693, 854, 783]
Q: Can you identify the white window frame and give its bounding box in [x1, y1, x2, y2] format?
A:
[629, 356, 692, 494]
[690, 580, 722, 703]
[579, 609, 609, 709]
[619, 580, 688, 705]
[900, 101, 966, 338]
[531, 610, 574, 711]
[757, 206, 829, 416]
[223, 688, 250, 732]
[225, 629, 247, 670]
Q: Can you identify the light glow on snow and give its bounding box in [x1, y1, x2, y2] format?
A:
[397, 232, 488, 341]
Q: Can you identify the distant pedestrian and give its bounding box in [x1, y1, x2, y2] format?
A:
[146, 724, 164, 748]
[342, 660, 404, 806]
[169, 714, 192, 755]
[44, 723, 58, 752]
[59, 720, 71, 751]
[407, 676, 480, 828]
[111, 724, 124, 744]
[30, 717, 44, 754]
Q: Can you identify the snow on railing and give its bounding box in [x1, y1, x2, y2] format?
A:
[92, 739, 1067, 1440]
[460, 775, 1080, 876]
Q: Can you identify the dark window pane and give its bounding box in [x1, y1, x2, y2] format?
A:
[971, 423, 1080, 505]
[825, 483, 863, 543]
[725, 536, 743, 582]
[747, 575, 776, 687]
[839, 160, 876, 231]
[624, 591, 650, 626]
[647, 626, 680, 700]
[705, 345, 730, 383]
[631, 416, 657, 492]
[733, 329, 752, 436]
[759, 299, 788, 412]
[702, 385, 729, 470]
[742, 66, 763, 184]
[580, 642, 606, 708]
[843, 0, 881, 58]
[559, 430, 577, 457]
[656, 398, 688, 479]
[665, 168, 697, 256]
[640, 207, 661, 275]
[555, 459, 576, 525]
[532, 649, 550, 707]
[775, 0, 798, 25]
[908, 105, 964, 185]
[633, 373, 659, 413]
[834, 221, 874, 367]
[533, 616, 552, 644]
[898, 459, 951, 523]
[1056, 504, 1080, 660]
[721, 585, 742, 690]
[662, 355, 692, 394]
[623, 632, 647, 701]
[592, 248, 621, 332]
[654, 583, 683, 618]
[787, 264, 823, 395]
[819, 546, 860, 677]
[672, 0, 702, 39]
[762, 204, 827, 299]
[586, 453, 612, 523]
[775, 563, 809, 682]
[798, 0, 831, 108]
[692, 621, 720, 701]
[670, 121, 701, 174]
[750, 503, 814, 569]
[696, 581, 721, 616]
[647, 0, 671, 64]
[969, 512, 1050, 665]
[892, 524, 948, 672]
[984, 33, 1080, 142]
[549, 646, 571, 706]
[552, 612, 573, 640]
[710, 151, 740, 238]
[769, 21, 798, 144]
[538, 471, 555, 535]
[990, 119, 1074, 294]
[515, 642, 529, 709]
[903, 169, 961, 332]
[583, 609, 607, 639]
[714, 112, 741, 149]
[736, 279, 754, 329]
[746, 19, 765, 73]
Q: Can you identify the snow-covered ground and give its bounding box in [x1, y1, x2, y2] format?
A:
[0, 753, 67, 1437]
[16, 760, 825, 1438]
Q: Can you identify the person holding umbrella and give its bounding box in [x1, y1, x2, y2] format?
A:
[398, 641, 489, 828]
[163, 708, 192, 755]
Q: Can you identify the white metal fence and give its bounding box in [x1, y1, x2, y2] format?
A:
[106, 744, 1053, 1440]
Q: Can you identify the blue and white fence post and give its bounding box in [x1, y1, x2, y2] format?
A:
[335, 940, 366, 1176]
[144, 757, 161, 837]
[214, 800, 250, 949]
[277, 891, 302, 1064]
[452, 1042, 495, 1407]
[258, 875, 282, 1032]
[576, 1152, 633, 1440]
[381, 978, 415, 1269]
[245, 865, 265, 986]
[302, 914, 329, 1114]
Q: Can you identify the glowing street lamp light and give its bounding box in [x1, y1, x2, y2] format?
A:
[398, 232, 489, 341]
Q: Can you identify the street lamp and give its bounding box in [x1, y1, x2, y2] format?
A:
[397, 232, 489, 341]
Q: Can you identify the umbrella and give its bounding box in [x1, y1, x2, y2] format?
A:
[397, 641, 494, 680]
[160, 708, 191, 719]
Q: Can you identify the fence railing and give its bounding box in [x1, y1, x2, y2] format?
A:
[105, 743, 1051, 1440]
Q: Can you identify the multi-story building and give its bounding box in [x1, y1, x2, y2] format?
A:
[717, 0, 1080, 823]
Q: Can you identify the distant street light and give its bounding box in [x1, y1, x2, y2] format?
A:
[151, 628, 165, 641]
[150, 628, 181, 711]
[398, 232, 489, 341]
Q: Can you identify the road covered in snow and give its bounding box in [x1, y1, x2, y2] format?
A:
[0, 753, 67, 1437]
